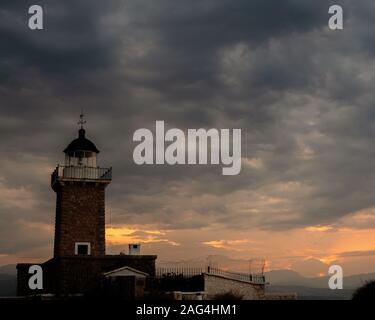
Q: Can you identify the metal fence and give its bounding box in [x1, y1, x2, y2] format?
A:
[155, 266, 266, 284]
[156, 267, 204, 278]
[206, 266, 265, 284]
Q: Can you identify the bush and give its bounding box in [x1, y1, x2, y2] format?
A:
[352, 280, 375, 300]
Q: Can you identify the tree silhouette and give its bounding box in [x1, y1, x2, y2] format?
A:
[352, 280, 375, 300]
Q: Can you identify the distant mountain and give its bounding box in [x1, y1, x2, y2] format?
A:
[0, 274, 16, 297]
[0, 264, 17, 276]
[0, 265, 17, 297]
[266, 269, 308, 286]
[266, 269, 375, 289]
[265, 269, 375, 300]
[330, 272, 375, 289]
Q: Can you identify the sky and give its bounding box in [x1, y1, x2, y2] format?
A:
[1, 0, 375, 277]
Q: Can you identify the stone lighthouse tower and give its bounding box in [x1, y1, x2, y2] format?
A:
[51, 115, 112, 257]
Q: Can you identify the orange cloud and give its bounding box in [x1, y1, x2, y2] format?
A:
[203, 239, 255, 251]
[305, 225, 334, 232]
[106, 225, 180, 247]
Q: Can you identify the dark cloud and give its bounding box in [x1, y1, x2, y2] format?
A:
[0, 0, 375, 257]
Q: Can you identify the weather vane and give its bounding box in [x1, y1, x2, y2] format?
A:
[78, 110, 86, 129]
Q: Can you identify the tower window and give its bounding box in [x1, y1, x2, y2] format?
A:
[75, 242, 91, 255]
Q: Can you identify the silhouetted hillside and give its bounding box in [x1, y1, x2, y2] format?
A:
[0, 265, 17, 297]
[0, 274, 16, 297]
[0, 265, 16, 276]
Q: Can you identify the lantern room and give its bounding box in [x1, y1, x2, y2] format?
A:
[63, 128, 99, 167]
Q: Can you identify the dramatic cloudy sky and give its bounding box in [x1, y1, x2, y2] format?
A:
[1, 0, 375, 277]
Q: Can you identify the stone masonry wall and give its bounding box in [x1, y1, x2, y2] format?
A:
[203, 274, 265, 300]
[54, 182, 106, 257]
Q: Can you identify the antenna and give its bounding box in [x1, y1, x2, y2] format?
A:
[78, 109, 86, 129]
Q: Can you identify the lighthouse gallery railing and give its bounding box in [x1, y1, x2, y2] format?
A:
[51, 165, 112, 185]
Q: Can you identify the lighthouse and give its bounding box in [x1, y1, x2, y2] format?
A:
[17, 115, 156, 297]
[51, 115, 112, 257]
